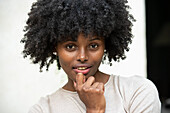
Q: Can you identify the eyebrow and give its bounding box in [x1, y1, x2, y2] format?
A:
[89, 37, 101, 41]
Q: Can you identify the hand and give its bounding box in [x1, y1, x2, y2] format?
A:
[74, 73, 106, 113]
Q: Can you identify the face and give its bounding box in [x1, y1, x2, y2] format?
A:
[56, 33, 105, 85]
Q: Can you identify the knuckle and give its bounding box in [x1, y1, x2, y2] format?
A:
[99, 90, 104, 95]
[88, 87, 94, 91]
[82, 86, 88, 92]
[99, 90, 104, 94]
[95, 88, 103, 94]
[94, 82, 99, 85]
[89, 76, 95, 81]
[99, 82, 104, 86]
[95, 89, 100, 93]
[98, 83, 104, 89]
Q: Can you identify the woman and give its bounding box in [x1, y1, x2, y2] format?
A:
[21, 0, 161, 112]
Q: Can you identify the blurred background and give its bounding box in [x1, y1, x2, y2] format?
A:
[0, 0, 169, 113]
[145, 1, 170, 112]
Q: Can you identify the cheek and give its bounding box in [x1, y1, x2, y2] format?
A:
[57, 51, 75, 68]
[58, 57, 68, 68]
[59, 57, 72, 69]
[58, 53, 76, 80]
[91, 51, 104, 65]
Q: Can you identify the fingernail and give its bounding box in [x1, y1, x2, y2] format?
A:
[78, 73, 82, 75]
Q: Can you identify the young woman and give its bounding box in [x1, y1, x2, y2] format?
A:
[21, 0, 161, 112]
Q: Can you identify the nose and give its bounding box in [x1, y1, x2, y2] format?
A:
[76, 48, 88, 62]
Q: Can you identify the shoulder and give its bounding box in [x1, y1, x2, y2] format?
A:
[113, 75, 161, 113]
[28, 96, 50, 113]
[114, 75, 159, 93]
[28, 89, 63, 113]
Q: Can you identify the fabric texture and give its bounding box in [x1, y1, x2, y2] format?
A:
[28, 75, 161, 113]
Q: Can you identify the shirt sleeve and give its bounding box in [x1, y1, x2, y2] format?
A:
[127, 76, 161, 113]
[28, 104, 43, 113]
[28, 96, 50, 113]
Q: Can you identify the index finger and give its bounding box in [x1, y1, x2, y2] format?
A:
[76, 73, 85, 86]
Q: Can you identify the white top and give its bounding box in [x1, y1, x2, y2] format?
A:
[28, 75, 161, 113]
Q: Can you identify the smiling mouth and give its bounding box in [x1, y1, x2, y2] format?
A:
[77, 67, 89, 70]
[73, 66, 92, 75]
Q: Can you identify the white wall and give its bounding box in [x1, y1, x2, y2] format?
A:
[100, 0, 147, 77]
[0, 0, 146, 113]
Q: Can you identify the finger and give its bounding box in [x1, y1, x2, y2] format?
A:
[97, 83, 105, 92]
[84, 76, 95, 88]
[76, 73, 85, 87]
[91, 82, 100, 88]
[73, 81, 77, 89]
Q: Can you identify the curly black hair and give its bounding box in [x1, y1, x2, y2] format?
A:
[21, 0, 135, 72]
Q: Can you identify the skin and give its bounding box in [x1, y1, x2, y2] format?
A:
[56, 33, 110, 112]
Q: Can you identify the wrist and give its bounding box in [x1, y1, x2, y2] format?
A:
[86, 108, 105, 113]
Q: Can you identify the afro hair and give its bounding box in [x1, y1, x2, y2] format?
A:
[21, 0, 135, 71]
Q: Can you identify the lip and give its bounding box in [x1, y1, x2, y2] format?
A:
[73, 64, 92, 75]
[73, 68, 91, 75]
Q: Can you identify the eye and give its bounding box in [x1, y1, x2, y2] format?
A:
[65, 44, 76, 50]
[89, 44, 98, 49]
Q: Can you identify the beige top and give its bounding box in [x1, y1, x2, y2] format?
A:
[28, 75, 161, 113]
